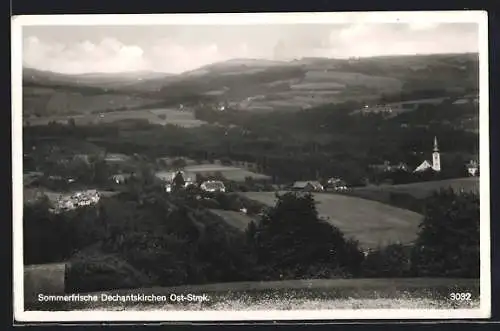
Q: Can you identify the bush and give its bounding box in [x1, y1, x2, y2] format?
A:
[66, 248, 154, 293]
[24, 198, 77, 265]
[411, 188, 479, 278]
[361, 244, 413, 277]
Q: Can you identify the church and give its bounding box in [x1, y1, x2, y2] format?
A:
[413, 136, 441, 173]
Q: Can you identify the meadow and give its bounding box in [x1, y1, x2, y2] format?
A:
[26, 277, 479, 311]
[239, 192, 423, 249]
[184, 164, 271, 182]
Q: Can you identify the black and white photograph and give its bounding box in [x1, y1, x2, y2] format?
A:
[12, 11, 490, 322]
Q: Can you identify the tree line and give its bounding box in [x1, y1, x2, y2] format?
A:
[24, 98, 478, 187]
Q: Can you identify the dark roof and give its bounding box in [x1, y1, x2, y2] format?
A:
[293, 181, 323, 189]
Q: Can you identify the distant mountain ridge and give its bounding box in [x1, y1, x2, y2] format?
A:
[23, 67, 174, 85]
[22, 53, 479, 117]
[23, 52, 478, 78]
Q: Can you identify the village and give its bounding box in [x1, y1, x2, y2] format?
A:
[33, 134, 480, 215]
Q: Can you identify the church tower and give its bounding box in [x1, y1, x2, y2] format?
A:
[432, 136, 441, 172]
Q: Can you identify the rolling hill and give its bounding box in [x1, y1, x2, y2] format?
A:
[22, 53, 479, 117]
[239, 191, 424, 249]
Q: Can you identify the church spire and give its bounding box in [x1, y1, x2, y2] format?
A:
[432, 136, 441, 172]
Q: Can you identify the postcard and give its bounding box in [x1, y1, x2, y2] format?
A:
[12, 11, 490, 322]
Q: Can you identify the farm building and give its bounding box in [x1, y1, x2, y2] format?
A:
[110, 173, 132, 184]
[52, 189, 100, 213]
[200, 180, 226, 193]
[369, 161, 409, 173]
[292, 181, 324, 192]
[155, 170, 195, 186]
[466, 160, 479, 176]
[325, 178, 348, 192]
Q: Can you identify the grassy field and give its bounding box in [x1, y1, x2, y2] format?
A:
[25, 108, 207, 128]
[25, 278, 480, 311]
[239, 192, 423, 249]
[352, 177, 479, 200]
[24, 263, 67, 303]
[184, 164, 271, 182]
[208, 209, 257, 230]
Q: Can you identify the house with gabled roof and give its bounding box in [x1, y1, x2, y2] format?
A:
[291, 181, 324, 192]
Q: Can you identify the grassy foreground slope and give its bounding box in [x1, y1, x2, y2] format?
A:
[26, 277, 479, 311]
[239, 192, 423, 249]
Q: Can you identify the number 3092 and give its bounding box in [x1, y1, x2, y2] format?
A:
[450, 292, 472, 301]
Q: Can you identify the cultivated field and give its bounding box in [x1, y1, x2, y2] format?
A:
[26, 278, 479, 311]
[234, 70, 401, 112]
[25, 107, 207, 128]
[209, 209, 257, 230]
[239, 192, 423, 249]
[352, 177, 479, 200]
[23, 86, 162, 116]
[302, 70, 403, 91]
[184, 164, 271, 182]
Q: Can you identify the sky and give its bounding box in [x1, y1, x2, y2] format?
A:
[22, 22, 479, 74]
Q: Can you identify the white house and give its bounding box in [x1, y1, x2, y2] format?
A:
[200, 180, 226, 193]
[414, 160, 433, 172]
[466, 160, 479, 176]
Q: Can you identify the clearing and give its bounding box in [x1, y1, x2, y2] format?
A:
[184, 164, 271, 182]
[239, 191, 423, 249]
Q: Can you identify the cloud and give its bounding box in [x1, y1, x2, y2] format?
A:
[23, 36, 269, 74]
[327, 23, 477, 58]
[23, 37, 148, 74]
[148, 39, 248, 73]
[22, 23, 478, 74]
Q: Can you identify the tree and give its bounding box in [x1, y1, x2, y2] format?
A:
[172, 171, 186, 191]
[412, 188, 480, 278]
[249, 192, 363, 279]
[361, 244, 412, 277]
